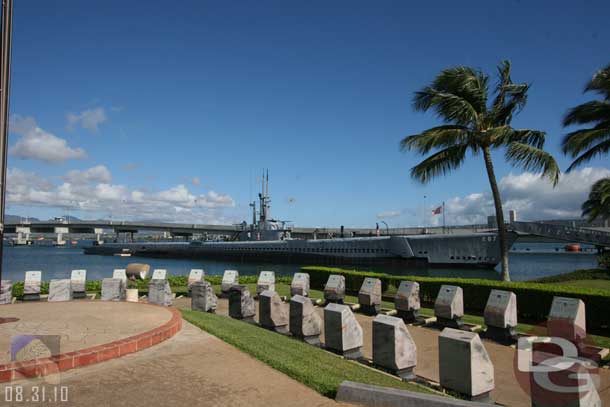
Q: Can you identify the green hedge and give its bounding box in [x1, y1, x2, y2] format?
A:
[8, 275, 292, 298]
[302, 266, 610, 332]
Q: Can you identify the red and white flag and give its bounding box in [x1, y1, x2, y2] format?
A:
[432, 205, 443, 215]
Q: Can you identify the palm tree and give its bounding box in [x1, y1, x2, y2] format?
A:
[401, 61, 559, 281]
[582, 178, 610, 223]
[562, 64, 610, 170]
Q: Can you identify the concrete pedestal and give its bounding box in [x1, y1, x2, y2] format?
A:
[71, 270, 87, 299]
[101, 278, 125, 301]
[358, 278, 382, 316]
[434, 285, 464, 329]
[23, 271, 42, 302]
[324, 303, 363, 359]
[395, 281, 421, 324]
[290, 273, 310, 297]
[0, 280, 12, 305]
[228, 285, 256, 322]
[148, 279, 173, 307]
[372, 314, 417, 379]
[48, 279, 73, 302]
[256, 271, 276, 296]
[324, 274, 345, 304]
[259, 290, 289, 333]
[289, 294, 322, 345]
[439, 328, 494, 401]
[483, 290, 518, 344]
[191, 281, 217, 312]
[548, 296, 587, 344]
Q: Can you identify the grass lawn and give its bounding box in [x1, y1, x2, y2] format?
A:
[181, 309, 437, 398]
[551, 280, 610, 291]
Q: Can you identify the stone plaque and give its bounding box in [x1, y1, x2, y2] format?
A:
[439, 328, 494, 399]
[290, 294, 322, 345]
[221, 270, 239, 294]
[372, 314, 417, 378]
[256, 271, 275, 295]
[548, 296, 587, 343]
[395, 281, 420, 312]
[101, 278, 125, 301]
[323, 303, 363, 358]
[324, 274, 345, 303]
[188, 269, 204, 288]
[24, 271, 42, 294]
[148, 279, 172, 306]
[191, 281, 217, 312]
[434, 285, 464, 324]
[290, 273, 310, 297]
[48, 279, 73, 302]
[484, 290, 517, 329]
[112, 269, 127, 284]
[358, 277, 382, 315]
[228, 285, 256, 320]
[259, 290, 289, 332]
[152, 269, 167, 280]
[70, 269, 87, 297]
[0, 280, 12, 305]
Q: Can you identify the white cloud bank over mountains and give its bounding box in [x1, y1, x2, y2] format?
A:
[7, 166, 236, 223]
[378, 167, 610, 226]
[9, 116, 87, 163]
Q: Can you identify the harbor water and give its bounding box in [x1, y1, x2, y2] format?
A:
[1, 241, 598, 282]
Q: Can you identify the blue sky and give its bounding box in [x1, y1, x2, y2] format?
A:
[6, 0, 610, 227]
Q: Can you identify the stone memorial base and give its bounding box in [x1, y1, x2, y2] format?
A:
[396, 310, 420, 324]
[72, 291, 87, 299]
[259, 290, 289, 334]
[191, 281, 218, 313]
[290, 295, 322, 345]
[22, 293, 41, 301]
[482, 325, 518, 345]
[101, 278, 126, 301]
[0, 280, 12, 305]
[324, 303, 363, 360]
[435, 317, 464, 330]
[372, 315, 417, 381]
[359, 304, 380, 316]
[228, 285, 256, 323]
[48, 279, 73, 302]
[148, 280, 173, 307]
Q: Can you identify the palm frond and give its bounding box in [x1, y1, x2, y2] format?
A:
[400, 125, 469, 154]
[582, 177, 610, 222]
[566, 138, 610, 171]
[489, 127, 545, 149]
[505, 142, 560, 185]
[562, 100, 610, 126]
[413, 88, 480, 126]
[584, 64, 610, 100]
[431, 66, 489, 114]
[410, 143, 469, 184]
[562, 125, 610, 156]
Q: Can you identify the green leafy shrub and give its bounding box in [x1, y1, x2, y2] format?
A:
[302, 266, 610, 331]
[599, 252, 610, 270]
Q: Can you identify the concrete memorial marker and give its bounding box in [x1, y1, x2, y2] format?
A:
[187, 269, 204, 290]
[70, 269, 87, 299]
[112, 269, 127, 285]
[434, 285, 464, 329]
[228, 285, 256, 322]
[324, 274, 345, 304]
[221, 270, 239, 296]
[395, 281, 421, 323]
[23, 271, 42, 301]
[290, 273, 310, 297]
[290, 294, 322, 345]
[483, 290, 518, 343]
[191, 281, 217, 312]
[259, 290, 289, 333]
[372, 314, 417, 379]
[358, 277, 382, 315]
[152, 269, 167, 280]
[548, 296, 587, 344]
[48, 279, 73, 302]
[256, 271, 275, 296]
[101, 278, 125, 301]
[148, 279, 172, 306]
[0, 280, 12, 305]
[439, 328, 494, 402]
[324, 303, 363, 359]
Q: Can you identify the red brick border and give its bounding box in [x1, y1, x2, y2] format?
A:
[0, 304, 182, 383]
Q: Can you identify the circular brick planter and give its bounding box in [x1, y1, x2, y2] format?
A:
[0, 304, 182, 383]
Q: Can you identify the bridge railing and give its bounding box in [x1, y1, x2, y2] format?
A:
[510, 221, 610, 246]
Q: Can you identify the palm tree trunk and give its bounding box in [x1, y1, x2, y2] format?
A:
[482, 147, 510, 281]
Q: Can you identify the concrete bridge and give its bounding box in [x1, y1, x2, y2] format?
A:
[510, 221, 610, 248]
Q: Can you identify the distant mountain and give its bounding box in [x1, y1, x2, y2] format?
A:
[5, 214, 41, 223]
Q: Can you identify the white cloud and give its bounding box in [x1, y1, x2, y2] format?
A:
[66, 107, 107, 133]
[377, 210, 401, 219]
[64, 165, 112, 184]
[6, 166, 236, 224]
[437, 167, 610, 225]
[9, 116, 87, 163]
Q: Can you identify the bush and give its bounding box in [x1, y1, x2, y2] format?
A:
[599, 252, 610, 270]
[302, 266, 610, 331]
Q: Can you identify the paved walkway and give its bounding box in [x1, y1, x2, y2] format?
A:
[0, 320, 344, 407]
[0, 301, 172, 364]
[174, 296, 610, 407]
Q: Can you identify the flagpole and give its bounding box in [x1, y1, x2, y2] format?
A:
[442, 201, 446, 233]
